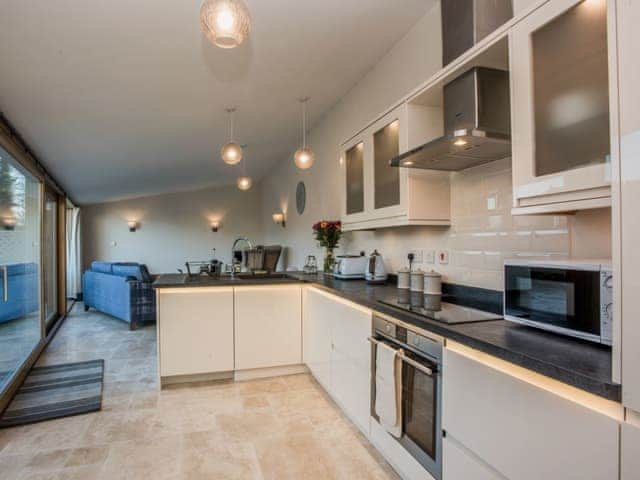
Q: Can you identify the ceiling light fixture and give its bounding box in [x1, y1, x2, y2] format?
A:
[237, 176, 252, 191]
[199, 0, 251, 49]
[294, 98, 314, 170]
[221, 107, 243, 165]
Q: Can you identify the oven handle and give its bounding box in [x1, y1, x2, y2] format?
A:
[368, 336, 434, 377]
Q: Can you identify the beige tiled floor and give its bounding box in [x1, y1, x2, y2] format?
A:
[0, 303, 399, 479]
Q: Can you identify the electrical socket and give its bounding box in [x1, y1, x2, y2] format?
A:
[409, 249, 424, 264]
[425, 250, 436, 264]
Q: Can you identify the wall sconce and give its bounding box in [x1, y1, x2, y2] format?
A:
[127, 220, 138, 232]
[272, 212, 286, 228]
[211, 221, 221, 232]
[2, 217, 17, 231]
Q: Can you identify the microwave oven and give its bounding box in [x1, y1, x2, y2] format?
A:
[504, 260, 613, 345]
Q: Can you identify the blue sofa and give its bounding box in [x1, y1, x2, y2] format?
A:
[0, 263, 39, 324]
[82, 261, 156, 330]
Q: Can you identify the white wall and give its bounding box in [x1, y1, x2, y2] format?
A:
[258, 4, 612, 291]
[82, 184, 263, 274]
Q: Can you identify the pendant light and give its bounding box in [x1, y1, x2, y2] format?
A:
[221, 107, 242, 165]
[294, 98, 314, 170]
[236, 145, 252, 191]
[200, 0, 251, 49]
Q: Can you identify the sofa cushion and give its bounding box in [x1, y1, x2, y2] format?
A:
[91, 261, 113, 274]
[112, 264, 144, 281]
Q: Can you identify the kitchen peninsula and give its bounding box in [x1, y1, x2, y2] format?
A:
[154, 272, 622, 480]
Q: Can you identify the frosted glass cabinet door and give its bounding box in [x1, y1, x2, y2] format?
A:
[345, 142, 365, 215]
[532, 0, 610, 177]
[510, 0, 616, 208]
[373, 120, 400, 210]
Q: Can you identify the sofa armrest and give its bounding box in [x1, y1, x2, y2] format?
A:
[129, 281, 156, 325]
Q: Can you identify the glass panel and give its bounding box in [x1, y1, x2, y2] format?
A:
[505, 265, 600, 334]
[532, 0, 610, 177]
[403, 356, 437, 459]
[374, 120, 400, 209]
[0, 147, 41, 393]
[44, 191, 57, 329]
[345, 143, 364, 215]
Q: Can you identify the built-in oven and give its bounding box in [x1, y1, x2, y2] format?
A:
[504, 259, 613, 345]
[369, 314, 443, 480]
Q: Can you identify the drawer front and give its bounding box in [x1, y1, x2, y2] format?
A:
[443, 349, 619, 480]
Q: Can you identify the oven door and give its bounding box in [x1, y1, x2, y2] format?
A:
[370, 336, 442, 479]
[504, 264, 602, 341]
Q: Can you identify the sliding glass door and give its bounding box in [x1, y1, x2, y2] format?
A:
[0, 146, 42, 394]
[44, 190, 58, 329]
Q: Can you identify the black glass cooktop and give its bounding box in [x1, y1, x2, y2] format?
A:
[379, 290, 502, 325]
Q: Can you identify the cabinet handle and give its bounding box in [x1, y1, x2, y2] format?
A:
[1, 266, 7, 303]
[368, 336, 434, 376]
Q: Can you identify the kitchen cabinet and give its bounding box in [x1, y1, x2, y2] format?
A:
[510, 0, 618, 214]
[621, 420, 640, 480]
[616, 0, 640, 413]
[302, 287, 372, 434]
[443, 346, 619, 480]
[340, 103, 451, 231]
[234, 285, 302, 371]
[157, 288, 234, 378]
[443, 437, 504, 480]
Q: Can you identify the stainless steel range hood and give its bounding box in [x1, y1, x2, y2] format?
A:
[391, 67, 511, 171]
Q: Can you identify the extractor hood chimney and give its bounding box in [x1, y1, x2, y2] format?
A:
[391, 67, 512, 171]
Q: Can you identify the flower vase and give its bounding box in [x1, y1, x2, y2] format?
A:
[323, 248, 335, 273]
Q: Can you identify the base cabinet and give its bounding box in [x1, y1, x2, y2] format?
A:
[303, 287, 371, 434]
[443, 348, 619, 480]
[443, 437, 504, 480]
[157, 288, 234, 377]
[234, 286, 302, 371]
[622, 420, 640, 480]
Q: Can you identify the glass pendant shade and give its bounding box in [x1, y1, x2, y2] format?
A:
[294, 98, 314, 170]
[221, 142, 242, 165]
[200, 0, 251, 49]
[294, 147, 314, 170]
[237, 176, 252, 191]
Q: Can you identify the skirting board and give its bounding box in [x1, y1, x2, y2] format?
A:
[234, 364, 308, 381]
[160, 364, 308, 387]
[160, 371, 233, 387]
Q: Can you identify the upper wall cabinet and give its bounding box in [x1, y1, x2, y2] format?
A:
[510, 0, 618, 214]
[340, 103, 451, 231]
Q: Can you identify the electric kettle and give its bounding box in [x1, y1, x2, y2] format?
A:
[365, 250, 388, 284]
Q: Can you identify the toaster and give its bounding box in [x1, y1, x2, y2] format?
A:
[332, 254, 368, 279]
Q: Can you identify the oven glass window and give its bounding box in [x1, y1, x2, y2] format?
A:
[402, 352, 437, 459]
[505, 266, 600, 335]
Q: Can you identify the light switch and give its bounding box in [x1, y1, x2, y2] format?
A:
[425, 250, 436, 264]
[110, 241, 117, 247]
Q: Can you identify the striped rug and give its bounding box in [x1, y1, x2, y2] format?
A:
[0, 360, 104, 428]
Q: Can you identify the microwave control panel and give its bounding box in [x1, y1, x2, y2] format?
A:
[600, 268, 613, 345]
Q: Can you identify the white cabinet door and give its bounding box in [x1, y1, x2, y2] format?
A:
[329, 295, 372, 432]
[510, 0, 615, 213]
[622, 420, 640, 480]
[158, 288, 234, 377]
[443, 348, 619, 480]
[617, 0, 640, 412]
[302, 287, 332, 389]
[443, 436, 505, 480]
[234, 286, 302, 370]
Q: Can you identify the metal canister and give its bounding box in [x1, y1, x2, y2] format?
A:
[410, 270, 425, 292]
[397, 268, 410, 290]
[424, 270, 442, 295]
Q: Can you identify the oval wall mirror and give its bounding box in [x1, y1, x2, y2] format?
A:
[296, 181, 306, 215]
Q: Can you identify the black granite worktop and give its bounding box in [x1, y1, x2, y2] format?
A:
[153, 272, 620, 401]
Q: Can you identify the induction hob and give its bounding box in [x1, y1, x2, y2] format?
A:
[379, 290, 501, 325]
